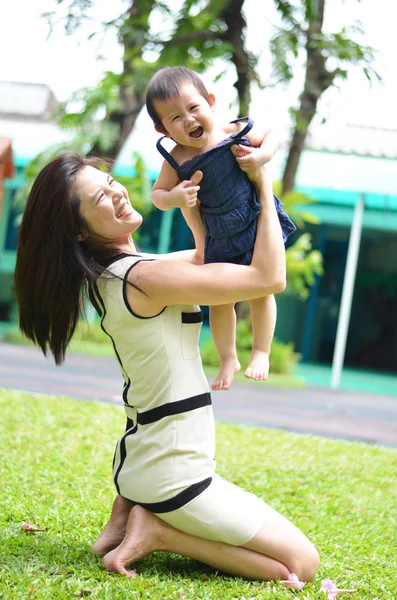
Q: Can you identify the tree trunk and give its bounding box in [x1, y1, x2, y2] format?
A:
[161, 0, 253, 117]
[221, 0, 252, 116]
[281, 0, 335, 195]
[88, 98, 145, 160]
[89, 0, 254, 160]
[89, 0, 156, 160]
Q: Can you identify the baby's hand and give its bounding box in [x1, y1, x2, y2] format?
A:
[232, 144, 271, 173]
[170, 170, 203, 208]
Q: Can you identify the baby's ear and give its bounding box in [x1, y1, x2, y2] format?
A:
[155, 123, 168, 136]
[208, 93, 216, 109]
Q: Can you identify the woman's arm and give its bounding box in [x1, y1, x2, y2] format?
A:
[139, 248, 202, 265]
[127, 166, 286, 316]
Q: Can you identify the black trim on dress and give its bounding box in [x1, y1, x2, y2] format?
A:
[88, 283, 102, 318]
[113, 424, 138, 495]
[126, 417, 135, 431]
[137, 392, 212, 426]
[92, 281, 132, 406]
[181, 311, 203, 324]
[122, 260, 166, 319]
[134, 477, 213, 513]
[101, 252, 141, 268]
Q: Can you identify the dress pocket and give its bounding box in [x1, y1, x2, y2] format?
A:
[181, 311, 202, 360]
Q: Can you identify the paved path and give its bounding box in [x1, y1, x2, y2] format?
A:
[1, 343, 397, 448]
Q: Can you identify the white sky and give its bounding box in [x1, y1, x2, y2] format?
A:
[0, 0, 396, 137]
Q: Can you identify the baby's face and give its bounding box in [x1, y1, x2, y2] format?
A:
[154, 82, 215, 148]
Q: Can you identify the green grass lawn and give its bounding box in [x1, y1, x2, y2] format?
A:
[1, 389, 396, 599]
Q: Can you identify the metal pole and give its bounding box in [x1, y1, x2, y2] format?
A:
[331, 194, 365, 390]
[157, 208, 175, 254]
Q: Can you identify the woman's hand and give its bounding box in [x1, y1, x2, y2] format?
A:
[231, 144, 273, 204]
[231, 144, 267, 188]
[231, 144, 269, 172]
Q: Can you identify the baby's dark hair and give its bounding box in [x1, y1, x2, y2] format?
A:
[146, 66, 210, 126]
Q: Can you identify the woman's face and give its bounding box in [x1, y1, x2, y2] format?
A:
[76, 166, 143, 245]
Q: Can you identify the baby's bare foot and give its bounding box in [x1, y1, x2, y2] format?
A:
[92, 495, 134, 557]
[102, 505, 166, 576]
[211, 357, 241, 391]
[244, 350, 270, 381]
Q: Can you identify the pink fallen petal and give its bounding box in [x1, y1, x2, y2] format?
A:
[321, 579, 338, 591]
[21, 521, 45, 532]
[321, 579, 338, 598]
[280, 572, 306, 590]
[321, 579, 357, 598]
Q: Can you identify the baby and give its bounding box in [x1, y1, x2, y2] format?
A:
[145, 66, 295, 390]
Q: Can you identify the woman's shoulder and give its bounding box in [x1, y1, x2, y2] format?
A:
[104, 252, 142, 269]
[98, 254, 146, 285]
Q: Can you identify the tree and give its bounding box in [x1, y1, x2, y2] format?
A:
[48, 0, 379, 192]
[38, 0, 379, 300]
[39, 0, 323, 300]
[47, 0, 256, 159]
[270, 0, 379, 194]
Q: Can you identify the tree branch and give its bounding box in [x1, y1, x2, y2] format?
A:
[155, 30, 227, 46]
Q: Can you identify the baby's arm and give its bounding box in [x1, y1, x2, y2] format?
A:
[152, 163, 205, 259]
[152, 160, 201, 210]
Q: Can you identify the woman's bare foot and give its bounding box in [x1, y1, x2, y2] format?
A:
[102, 505, 167, 576]
[92, 495, 134, 557]
[211, 357, 241, 391]
[244, 349, 269, 381]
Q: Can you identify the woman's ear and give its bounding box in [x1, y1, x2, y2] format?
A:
[209, 93, 216, 110]
[155, 123, 169, 136]
[77, 229, 88, 242]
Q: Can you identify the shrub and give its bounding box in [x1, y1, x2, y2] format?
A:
[200, 318, 301, 375]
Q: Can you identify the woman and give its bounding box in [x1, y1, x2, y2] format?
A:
[14, 152, 319, 581]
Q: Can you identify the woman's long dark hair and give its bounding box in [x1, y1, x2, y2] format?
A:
[14, 152, 122, 365]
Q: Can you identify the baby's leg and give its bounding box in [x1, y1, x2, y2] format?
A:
[210, 304, 241, 391]
[245, 295, 276, 380]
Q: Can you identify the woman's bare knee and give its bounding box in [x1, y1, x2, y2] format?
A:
[244, 506, 319, 582]
[304, 543, 320, 581]
[289, 542, 320, 582]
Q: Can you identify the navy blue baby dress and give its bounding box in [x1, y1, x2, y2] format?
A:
[156, 117, 296, 265]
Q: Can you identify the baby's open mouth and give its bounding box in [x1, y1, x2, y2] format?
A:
[189, 127, 203, 139]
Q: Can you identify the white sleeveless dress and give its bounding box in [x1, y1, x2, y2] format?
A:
[89, 254, 270, 545]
